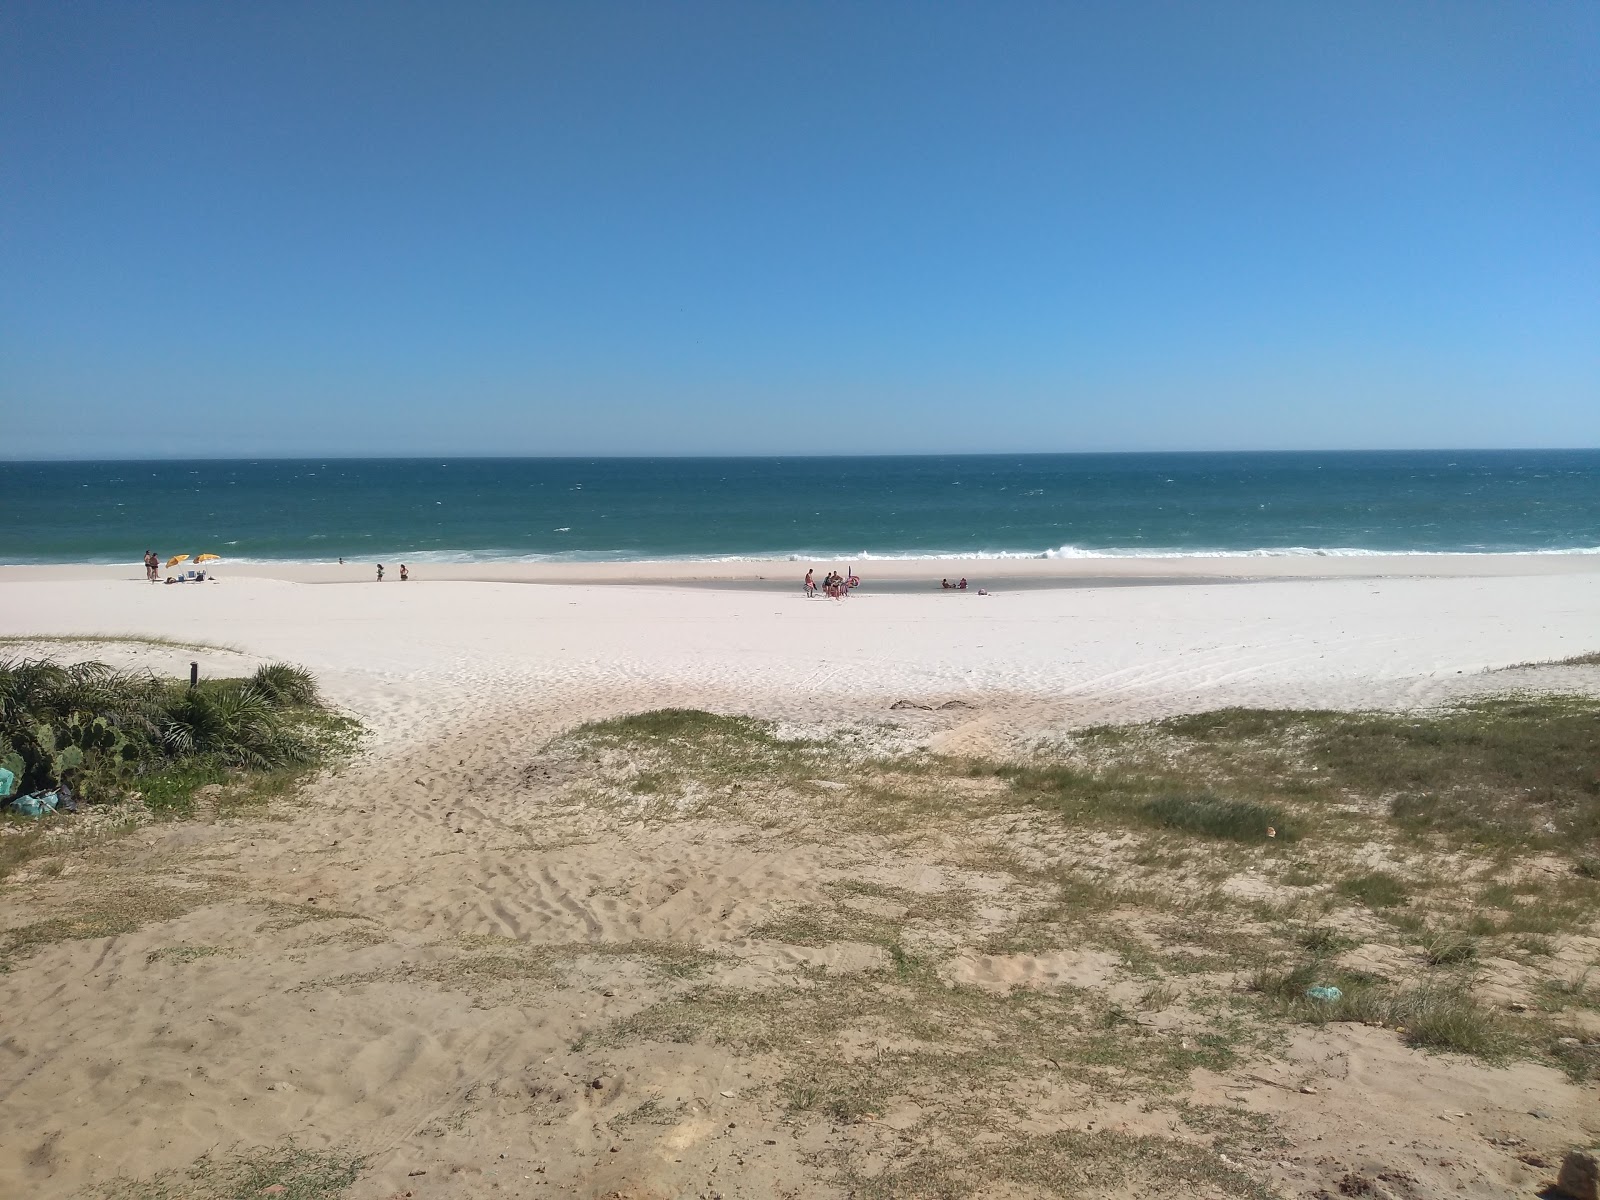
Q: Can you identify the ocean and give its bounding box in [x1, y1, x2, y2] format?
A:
[2, 451, 1597, 565]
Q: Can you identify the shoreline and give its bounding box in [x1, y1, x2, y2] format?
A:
[3, 550, 1600, 587]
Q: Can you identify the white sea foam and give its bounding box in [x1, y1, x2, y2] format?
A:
[170, 543, 1600, 568]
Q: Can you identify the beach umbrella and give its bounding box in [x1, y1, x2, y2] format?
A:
[195, 553, 221, 563]
[166, 554, 190, 568]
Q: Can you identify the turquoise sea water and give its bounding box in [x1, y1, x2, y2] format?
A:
[2, 452, 1597, 565]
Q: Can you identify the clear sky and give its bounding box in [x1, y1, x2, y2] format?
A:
[2, 1, 1596, 458]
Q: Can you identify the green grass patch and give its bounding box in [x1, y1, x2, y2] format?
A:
[1419, 930, 1478, 966]
[1298, 926, 1358, 955]
[1336, 870, 1409, 909]
[1253, 962, 1515, 1060]
[93, 1141, 362, 1200]
[857, 1129, 1278, 1199]
[145, 944, 228, 965]
[1067, 698, 1600, 851]
[1141, 792, 1296, 842]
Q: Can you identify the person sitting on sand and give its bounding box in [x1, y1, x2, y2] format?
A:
[958, 577, 968, 590]
[941, 578, 951, 589]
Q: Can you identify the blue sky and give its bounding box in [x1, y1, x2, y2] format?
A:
[2, 2, 1596, 458]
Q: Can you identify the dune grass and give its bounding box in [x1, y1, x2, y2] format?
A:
[1336, 870, 1410, 910]
[1251, 961, 1516, 1060]
[1141, 792, 1296, 842]
[1502, 650, 1600, 669]
[0, 633, 243, 655]
[94, 1141, 363, 1200]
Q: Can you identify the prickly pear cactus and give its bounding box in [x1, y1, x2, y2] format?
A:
[0, 742, 22, 796]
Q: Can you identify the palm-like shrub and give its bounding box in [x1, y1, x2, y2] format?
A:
[159, 682, 317, 769]
[248, 663, 319, 707]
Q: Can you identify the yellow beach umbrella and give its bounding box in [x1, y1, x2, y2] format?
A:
[166, 554, 190, 568]
[195, 553, 221, 563]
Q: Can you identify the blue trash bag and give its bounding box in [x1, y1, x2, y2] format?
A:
[9, 792, 59, 818]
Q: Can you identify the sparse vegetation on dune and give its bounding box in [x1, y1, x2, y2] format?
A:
[0, 632, 243, 654]
[8, 692, 1597, 1198]
[93, 1141, 364, 1200]
[1502, 649, 1600, 669]
[548, 696, 1600, 1124]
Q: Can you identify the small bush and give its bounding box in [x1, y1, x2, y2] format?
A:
[1299, 926, 1356, 956]
[249, 662, 319, 707]
[1336, 871, 1409, 909]
[1140, 792, 1296, 842]
[579, 709, 773, 744]
[1420, 931, 1478, 966]
[1387, 983, 1512, 1057]
[1253, 964, 1512, 1060]
[1576, 856, 1600, 880]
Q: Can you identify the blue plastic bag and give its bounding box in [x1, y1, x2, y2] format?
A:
[10, 792, 59, 818]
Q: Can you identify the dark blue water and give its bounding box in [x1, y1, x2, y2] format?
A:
[2, 452, 1597, 564]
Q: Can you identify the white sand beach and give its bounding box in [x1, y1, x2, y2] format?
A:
[1, 558, 1598, 1199]
[1, 556, 1598, 748]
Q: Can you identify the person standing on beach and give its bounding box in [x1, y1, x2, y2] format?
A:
[143, 550, 158, 581]
[399, 564, 409, 581]
[376, 564, 384, 582]
[804, 568, 815, 597]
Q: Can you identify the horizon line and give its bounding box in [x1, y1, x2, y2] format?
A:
[5, 446, 1600, 465]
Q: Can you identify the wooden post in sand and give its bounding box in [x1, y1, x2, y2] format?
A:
[189, 661, 198, 690]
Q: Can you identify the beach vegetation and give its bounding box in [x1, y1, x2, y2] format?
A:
[0, 632, 242, 655]
[1140, 791, 1295, 842]
[1250, 961, 1513, 1058]
[1502, 650, 1600, 669]
[91, 1140, 363, 1200]
[0, 656, 356, 801]
[1335, 870, 1410, 909]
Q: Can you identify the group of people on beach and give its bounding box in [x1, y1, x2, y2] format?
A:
[375, 564, 409, 582]
[941, 577, 969, 590]
[804, 567, 858, 599]
[143, 549, 210, 585]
